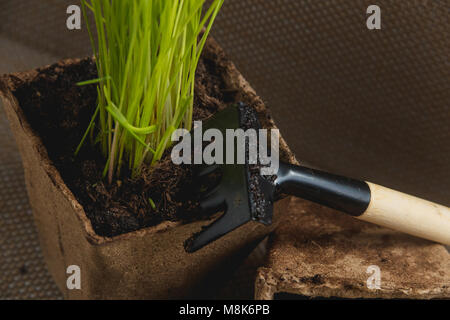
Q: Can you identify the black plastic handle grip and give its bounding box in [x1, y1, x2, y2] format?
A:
[275, 162, 371, 216]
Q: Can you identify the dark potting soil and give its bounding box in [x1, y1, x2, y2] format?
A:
[9, 43, 242, 237]
[238, 103, 277, 223]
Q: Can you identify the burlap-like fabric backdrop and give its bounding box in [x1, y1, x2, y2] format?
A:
[0, 0, 448, 299]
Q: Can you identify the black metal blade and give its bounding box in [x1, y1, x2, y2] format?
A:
[185, 103, 276, 252]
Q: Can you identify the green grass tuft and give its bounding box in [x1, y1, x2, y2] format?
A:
[78, 0, 223, 183]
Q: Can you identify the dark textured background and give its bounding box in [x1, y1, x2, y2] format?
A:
[0, 0, 449, 299]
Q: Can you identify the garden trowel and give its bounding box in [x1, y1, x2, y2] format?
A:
[184, 103, 450, 252]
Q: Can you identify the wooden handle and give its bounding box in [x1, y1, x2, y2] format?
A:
[275, 163, 450, 245]
[357, 182, 450, 245]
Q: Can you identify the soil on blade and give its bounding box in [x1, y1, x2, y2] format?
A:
[9, 41, 240, 237]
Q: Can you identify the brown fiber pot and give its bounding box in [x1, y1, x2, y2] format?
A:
[0, 39, 296, 299]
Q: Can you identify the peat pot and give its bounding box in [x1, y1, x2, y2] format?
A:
[0, 39, 296, 299]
